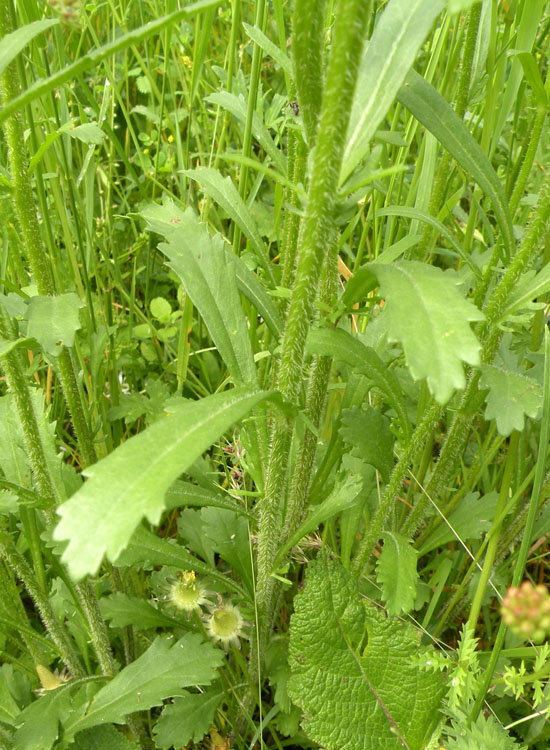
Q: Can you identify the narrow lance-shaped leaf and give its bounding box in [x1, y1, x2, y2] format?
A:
[341, 0, 446, 184]
[374, 205, 481, 279]
[370, 261, 485, 404]
[141, 201, 257, 385]
[243, 23, 292, 76]
[53, 387, 276, 580]
[205, 90, 287, 175]
[397, 69, 515, 261]
[272, 473, 363, 571]
[490, 0, 545, 155]
[183, 167, 274, 283]
[227, 251, 284, 340]
[0, 19, 58, 78]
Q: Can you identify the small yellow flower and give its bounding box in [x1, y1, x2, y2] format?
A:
[206, 602, 247, 649]
[166, 571, 211, 617]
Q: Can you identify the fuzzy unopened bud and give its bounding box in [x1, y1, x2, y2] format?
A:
[501, 581, 550, 643]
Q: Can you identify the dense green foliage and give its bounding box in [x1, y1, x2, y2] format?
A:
[1, 0, 550, 747]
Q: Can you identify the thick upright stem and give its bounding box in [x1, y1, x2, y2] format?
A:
[254, 0, 372, 663]
[0, 535, 85, 678]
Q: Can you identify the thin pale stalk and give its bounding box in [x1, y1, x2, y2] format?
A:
[466, 431, 519, 632]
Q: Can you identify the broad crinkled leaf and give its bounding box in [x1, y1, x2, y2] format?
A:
[67, 634, 223, 734]
[370, 261, 484, 404]
[141, 201, 257, 385]
[53, 387, 274, 580]
[72, 725, 139, 750]
[376, 532, 418, 615]
[24, 293, 84, 356]
[341, 0, 446, 183]
[288, 554, 445, 750]
[153, 688, 223, 748]
[480, 365, 542, 436]
[339, 407, 394, 482]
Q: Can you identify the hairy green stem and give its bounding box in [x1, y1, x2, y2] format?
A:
[292, 0, 327, 146]
[405, 171, 550, 538]
[0, 309, 61, 508]
[282, 235, 338, 543]
[0, 559, 43, 665]
[0, 534, 85, 678]
[351, 402, 443, 576]
[254, 0, 372, 664]
[279, 134, 307, 306]
[508, 106, 547, 219]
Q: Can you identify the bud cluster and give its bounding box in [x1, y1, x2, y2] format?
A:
[501, 581, 550, 643]
[48, 0, 82, 28]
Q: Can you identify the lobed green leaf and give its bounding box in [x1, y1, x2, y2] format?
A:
[376, 532, 418, 615]
[480, 365, 542, 436]
[66, 634, 223, 734]
[369, 261, 484, 404]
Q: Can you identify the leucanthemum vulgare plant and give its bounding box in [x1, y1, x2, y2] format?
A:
[2, 0, 550, 748]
